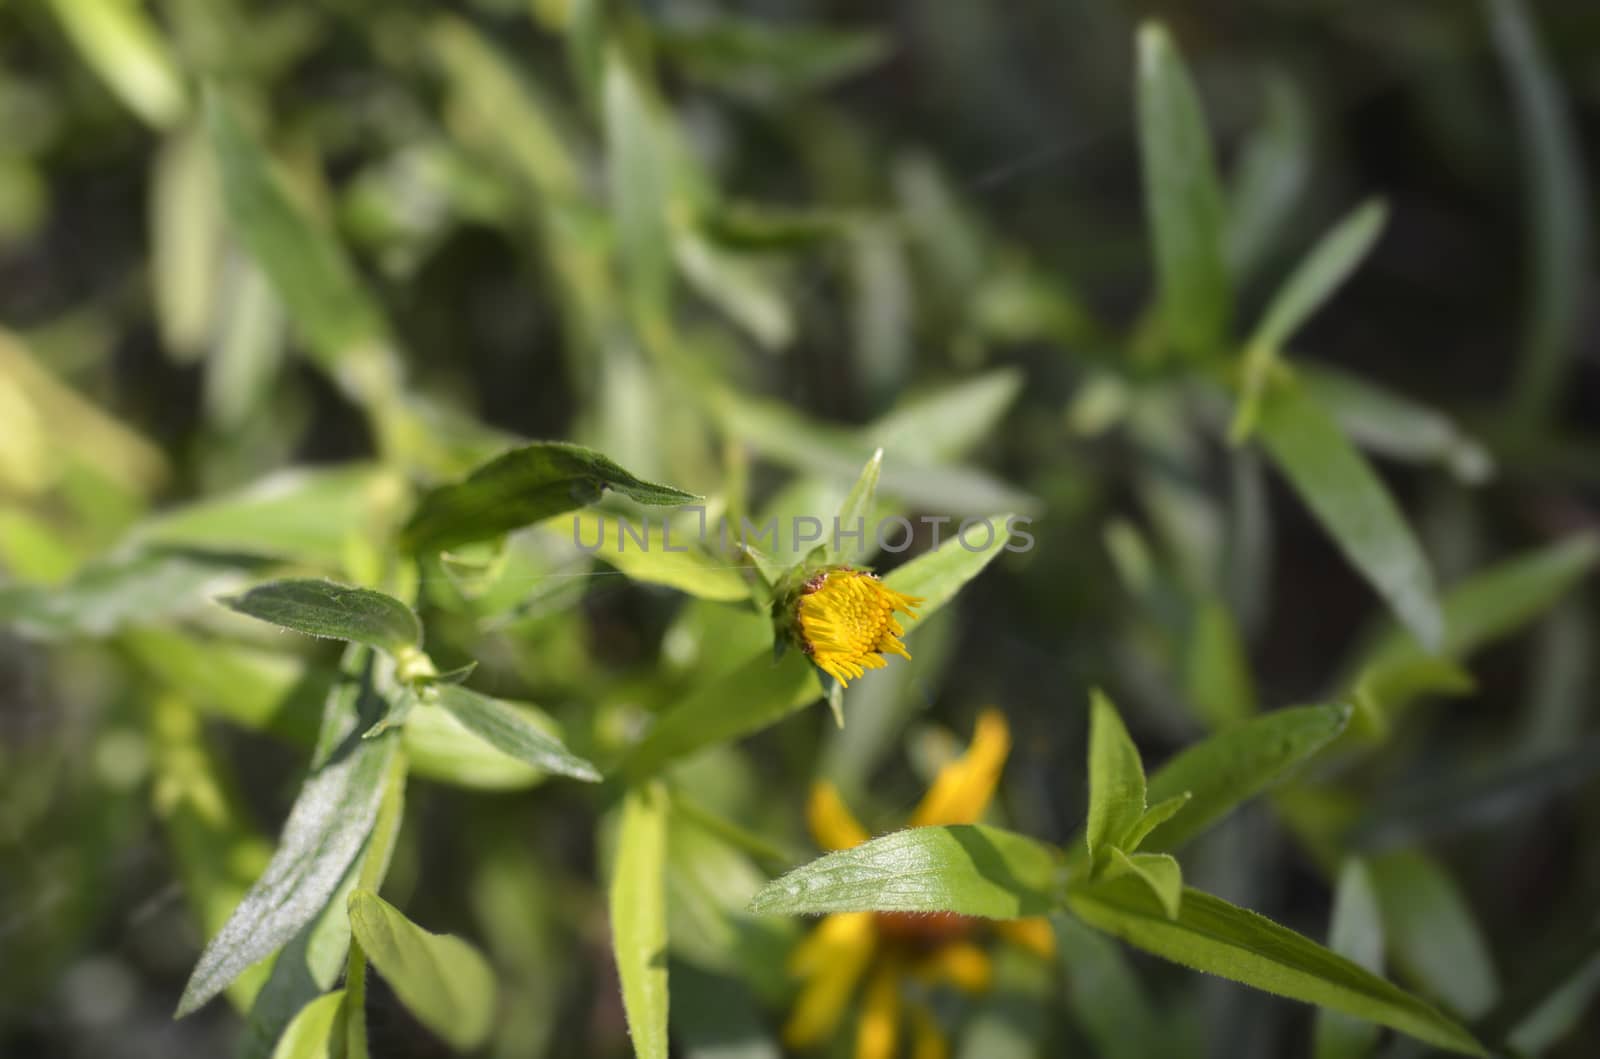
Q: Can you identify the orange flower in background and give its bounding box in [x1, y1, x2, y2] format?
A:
[784, 709, 1054, 1059]
[793, 567, 923, 686]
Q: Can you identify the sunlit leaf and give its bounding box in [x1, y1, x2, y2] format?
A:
[610, 783, 671, 1059]
[206, 93, 396, 398]
[431, 684, 600, 782]
[347, 890, 496, 1052]
[268, 990, 343, 1059]
[749, 825, 1060, 918]
[1086, 690, 1147, 861]
[177, 648, 402, 1016]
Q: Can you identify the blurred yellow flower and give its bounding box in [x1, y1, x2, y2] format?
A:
[784, 709, 1054, 1059]
[795, 567, 922, 686]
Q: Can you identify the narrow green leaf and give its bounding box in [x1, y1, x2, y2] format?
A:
[151, 125, 223, 358]
[401, 441, 699, 554]
[1489, 0, 1592, 426]
[1183, 595, 1257, 727]
[1, 551, 254, 641]
[867, 369, 1023, 464]
[1257, 381, 1443, 650]
[347, 890, 496, 1051]
[239, 752, 405, 1059]
[1250, 200, 1387, 354]
[1066, 875, 1486, 1056]
[1299, 365, 1493, 484]
[1142, 703, 1351, 853]
[1109, 849, 1182, 919]
[134, 464, 392, 566]
[1122, 793, 1192, 854]
[620, 650, 820, 780]
[565, 511, 748, 601]
[432, 684, 600, 782]
[714, 393, 1037, 516]
[429, 16, 582, 201]
[400, 702, 554, 790]
[1368, 852, 1499, 1019]
[205, 93, 394, 388]
[1346, 532, 1600, 719]
[656, 15, 889, 102]
[826, 448, 883, 564]
[177, 649, 401, 1016]
[1315, 859, 1385, 1059]
[221, 579, 421, 654]
[1232, 200, 1388, 440]
[604, 51, 674, 315]
[46, 0, 186, 128]
[148, 695, 274, 1012]
[882, 512, 1015, 612]
[1086, 690, 1147, 861]
[1053, 913, 1166, 1059]
[610, 783, 670, 1059]
[268, 990, 344, 1059]
[1227, 73, 1312, 283]
[1137, 21, 1231, 358]
[748, 824, 1060, 918]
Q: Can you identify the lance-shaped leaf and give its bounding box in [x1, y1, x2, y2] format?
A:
[609, 783, 670, 1059]
[268, 989, 344, 1059]
[749, 825, 1060, 919]
[1108, 849, 1183, 920]
[1141, 703, 1351, 853]
[1314, 859, 1385, 1059]
[620, 650, 820, 780]
[1137, 22, 1230, 358]
[1490, 0, 1592, 426]
[400, 441, 699, 554]
[431, 684, 601, 782]
[825, 448, 882, 565]
[222, 579, 421, 655]
[1344, 532, 1600, 720]
[1257, 381, 1443, 651]
[1086, 690, 1147, 860]
[1053, 912, 1167, 1059]
[1231, 200, 1388, 440]
[240, 754, 405, 1059]
[347, 890, 496, 1052]
[1066, 874, 1486, 1056]
[882, 512, 1015, 612]
[1368, 852, 1499, 1019]
[177, 648, 401, 1016]
[206, 94, 394, 387]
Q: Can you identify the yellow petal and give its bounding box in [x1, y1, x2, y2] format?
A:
[785, 913, 878, 1049]
[855, 963, 902, 1059]
[909, 708, 1011, 827]
[910, 1004, 950, 1059]
[808, 780, 871, 851]
[997, 916, 1056, 959]
[913, 941, 992, 994]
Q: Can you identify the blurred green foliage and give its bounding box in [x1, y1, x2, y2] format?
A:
[2, 0, 1599, 1057]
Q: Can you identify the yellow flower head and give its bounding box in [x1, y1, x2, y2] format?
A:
[784, 709, 1054, 1059]
[793, 567, 922, 687]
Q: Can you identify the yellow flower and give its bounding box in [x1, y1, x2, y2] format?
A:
[793, 567, 923, 686]
[784, 709, 1054, 1059]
